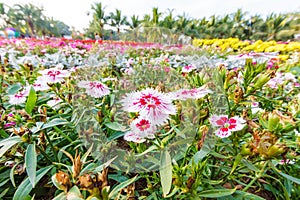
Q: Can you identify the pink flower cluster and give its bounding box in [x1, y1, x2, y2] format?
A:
[122, 86, 212, 143]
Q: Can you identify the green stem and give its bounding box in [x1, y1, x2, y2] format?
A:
[242, 161, 268, 192]
[43, 130, 59, 162]
[36, 145, 53, 164]
[54, 126, 73, 143]
[0, 73, 3, 108]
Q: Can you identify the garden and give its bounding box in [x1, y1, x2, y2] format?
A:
[0, 2, 300, 200]
[0, 35, 299, 199]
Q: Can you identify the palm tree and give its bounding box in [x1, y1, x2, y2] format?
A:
[174, 13, 191, 35]
[160, 8, 176, 30]
[127, 15, 140, 30]
[151, 7, 162, 26]
[90, 2, 107, 38]
[13, 3, 44, 36]
[108, 9, 127, 35]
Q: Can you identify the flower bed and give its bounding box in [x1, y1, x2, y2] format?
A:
[0, 38, 299, 199]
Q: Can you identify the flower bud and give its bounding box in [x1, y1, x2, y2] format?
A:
[267, 112, 280, 131]
[253, 73, 270, 89]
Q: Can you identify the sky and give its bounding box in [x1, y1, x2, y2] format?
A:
[2, 0, 300, 31]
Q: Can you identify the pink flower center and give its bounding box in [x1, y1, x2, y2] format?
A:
[48, 70, 61, 77]
[89, 82, 105, 89]
[135, 93, 162, 109]
[136, 119, 151, 131]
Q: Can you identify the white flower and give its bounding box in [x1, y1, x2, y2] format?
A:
[38, 65, 70, 83]
[8, 88, 30, 105]
[182, 65, 196, 73]
[122, 88, 176, 125]
[77, 81, 110, 98]
[47, 97, 63, 110]
[170, 86, 212, 100]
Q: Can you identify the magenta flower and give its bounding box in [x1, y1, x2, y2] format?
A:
[209, 115, 246, 138]
[182, 65, 196, 73]
[38, 65, 70, 83]
[4, 121, 16, 128]
[122, 88, 176, 125]
[170, 86, 212, 100]
[77, 81, 110, 98]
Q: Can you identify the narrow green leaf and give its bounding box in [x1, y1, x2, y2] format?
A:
[7, 84, 22, 95]
[66, 186, 83, 200]
[198, 188, 236, 198]
[160, 149, 172, 197]
[233, 190, 266, 200]
[10, 162, 20, 187]
[25, 143, 37, 187]
[191, 144, 211, 164]
[0, 188, 9, 198]
[277, 171, 300, 184]
[25, 87, 37, 114]
[109, 175, 138, 199]
[94, 156, 117, 173]
[42, 118, 70, 130]
[13, 166, 52, 200]
[0, 136, 22, 157]
[52, 192, 67, 200]
[230, 154, 243, 175]
[105, 122, 127, 132]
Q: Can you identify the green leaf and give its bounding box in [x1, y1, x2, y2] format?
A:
[25, 143, 37, 187]
[109, 175, 138, 199]
[42, 118, 70, 130]
[7, 83, 22, 95]
[191, 144, 211, 164]
[277, 171, 300, 184]
[0, 188, 9, 198]
[198, 188, 236, 198]
[10, 162, 20, 187]
[0, 136, 22, 157]
[160, 149, 172, 197]
[52, 192, 67, 200]
[105, 122, 127, 132]
[13, 166, 52, 200]
[230, 154, 242, 175]
[25, 87, 37, 114]
[232, 190, 266, 200]
[94, 156, 117, 173]
[66, 186, 83, 200]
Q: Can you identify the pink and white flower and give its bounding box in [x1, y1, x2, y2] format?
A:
[47, 97, 63, 110]
[124, 117, 156, 143]
[122, 88, 176, 125]
[124, 131, 146, 143]
[209, 115, 246, 138]
[278, 159, 295, 165]
[182, 65, 196, 73]
[170, 86, 212, 100]
[8, 89, 30, 105]
[31, 80, 50, 91]
[130, 117, 156, 138]
[251, 101, 263, 114]
[38, 65, 70, 83]
[77, 81, 110, 98]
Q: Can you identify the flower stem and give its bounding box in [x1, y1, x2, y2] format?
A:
[242, 161, 268, 192]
